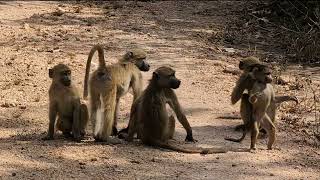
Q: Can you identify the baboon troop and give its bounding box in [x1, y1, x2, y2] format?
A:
[41, 44, 297, 153]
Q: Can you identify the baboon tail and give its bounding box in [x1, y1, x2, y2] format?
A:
[152, 141, 227, 154]
[275, 95, 298, 104]
[83, 44, 106, 99]
[225, 131, 247, 143]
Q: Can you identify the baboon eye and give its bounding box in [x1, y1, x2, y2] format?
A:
[62, 70, 71, 75]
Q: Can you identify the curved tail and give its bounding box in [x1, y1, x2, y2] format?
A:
[83, 44, 106, 99]
[275, 95, 298, 104]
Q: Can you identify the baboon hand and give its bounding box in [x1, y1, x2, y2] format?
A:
[125, 136, 133, 142]
[42, 135, 54, 141]
[185, 134, 197, 143]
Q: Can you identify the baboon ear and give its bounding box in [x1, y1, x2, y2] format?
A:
[49, 69, 54, 78]
[124, 51, 134, 59]
[239, 61, 244, 70]
[153, 72, 159, 79]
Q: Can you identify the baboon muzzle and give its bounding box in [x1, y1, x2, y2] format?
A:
[171, 80, 181, 89]
[62, 77, 71, 86]
[139, 62, 150, 72]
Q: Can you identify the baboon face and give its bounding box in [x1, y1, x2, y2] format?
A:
[251, 64, 273, 83]
[49, 64, 72, 86]
[153, 67, 181, 89]
[124, 49, 150, 72]
[135, 59, 150, 72]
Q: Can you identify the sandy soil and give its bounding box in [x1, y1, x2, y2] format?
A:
[0, 1, 319, 179]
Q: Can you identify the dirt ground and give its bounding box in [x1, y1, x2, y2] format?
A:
[0, 1, 319, 179]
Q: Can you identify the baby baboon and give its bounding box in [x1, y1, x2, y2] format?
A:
[125, 66, 228, 154]
[43, 64, 88, 141]
[83, 44, 149, 143]
[226, 64, 277, 150]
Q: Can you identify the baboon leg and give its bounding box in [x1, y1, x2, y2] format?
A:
[80, 103, 89, 137]
[250, 121, 259, 150]
[125, 101, 140, 141]
[56, 118, 72, 138]
[260, 114, 276, 150]
[112, 98, 120, 136]
[237, 94, 252, 131]
[250, 110, 266, 149]
[167, 115, 176, 139]
[89, 90, 100, 137]
[99, 87, 121, 144]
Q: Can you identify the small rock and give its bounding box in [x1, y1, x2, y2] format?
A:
[19, 105, 27, 110]
[130, 160, 140, 164]
[12, 172, 16, 176]
[151, 158, 155, 162]
[270, 173, 275, 176]
[79, 162, 86, 165]
[53, 7, 65, 16]
[231, 164, 236, 167]
[91, 158, 98, 162]
[34, 96, 41, 102]
[223, 48, 236, 53]
[24, 23, 30, 30]
[74, 7, 81, 13]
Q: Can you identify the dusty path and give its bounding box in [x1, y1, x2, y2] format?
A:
[0, 1, 319, 179]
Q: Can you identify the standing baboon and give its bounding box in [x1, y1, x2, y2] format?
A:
[43, 64, 88, 142]
[83, 44, 149, 143]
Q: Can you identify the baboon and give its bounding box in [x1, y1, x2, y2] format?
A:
[232, 57, 298, 132]
[83, 44, 150, 143]
[226, 64, 278, 150]
[124, 66, 229, 154]
[43, 64, 88, 142]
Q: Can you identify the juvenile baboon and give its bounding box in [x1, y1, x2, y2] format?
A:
[124, 66, 229, 154]
[232, 57, 298, 132]
[43, 64, 88, 142]
[226, 64, 277, 150]
[83, 44, 150, 143]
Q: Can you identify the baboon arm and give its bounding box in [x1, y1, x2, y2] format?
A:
[231, 74, 250, 104]
[48, 101, 58, 138]
[131, 75, 143, 101]
[166, 90, 194, 141]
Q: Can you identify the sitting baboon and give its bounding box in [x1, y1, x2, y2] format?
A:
[43, 64, 88, 142]
[124, 66, 229, 154]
